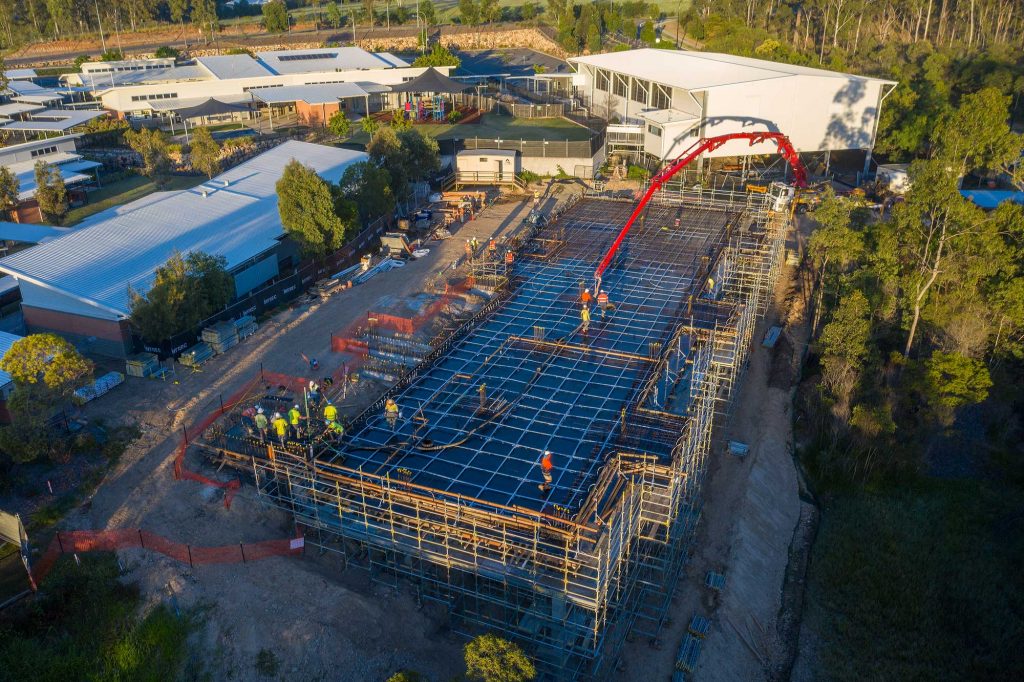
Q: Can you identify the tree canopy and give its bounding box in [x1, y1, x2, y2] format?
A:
[368, 127, 440, 200]
[125, 128, 173, 186]
[0, 166, 19, 212]
[129, 251, 234, 342]
[189, 126, 221, 179]
[262, 0, 289, 32]
[338, 161, 395, 223]
[276, 160, 351, 255]
[412, 43, 461, 68]
[464, 633, 535, 682]
[0, 333, 92, 397]
[33, 161, 68, 225]
[327, 110, 351, 138]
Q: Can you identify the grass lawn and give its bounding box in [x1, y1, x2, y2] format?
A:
[802, 477, 1024, 679]
[65, 175, 205, 226]
[348, 113, 591, 146]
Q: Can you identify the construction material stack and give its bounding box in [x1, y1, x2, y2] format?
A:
[125, 352, 159, 378]
[234, 315, 258, 339]
[74, 371, 125, 403]
[178, 342, 214, 369]
[202, 321, 239, 355]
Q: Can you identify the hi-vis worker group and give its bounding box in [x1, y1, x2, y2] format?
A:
[579, 287, 614, 334]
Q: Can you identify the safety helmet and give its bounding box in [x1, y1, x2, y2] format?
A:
[294, 404, 300, 410]
[257, 407, 264, 414]
[324, 419, 331, 425]
[273, 412, 281, 419]
[544, 450, 552, 457]
[585, 288, 589, 293]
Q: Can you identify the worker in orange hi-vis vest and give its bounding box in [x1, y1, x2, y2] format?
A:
[597, 289, 613, 318]
[505, 250, 514, 266]
[581, 288, 593, 305]
[538, 450, 554, 493]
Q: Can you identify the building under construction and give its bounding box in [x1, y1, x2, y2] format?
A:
[199, 179, 794, 679]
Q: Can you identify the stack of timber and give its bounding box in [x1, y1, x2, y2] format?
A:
[234, 315, 258, 339]
[125, 352, 159, 378]
[74, 371, 125, 403]
[202, 321, 239, 354]
[178, 342, 214, 368]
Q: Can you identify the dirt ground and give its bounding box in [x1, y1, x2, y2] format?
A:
[37, 189, 812, 681]
[47, 189, 564, 681]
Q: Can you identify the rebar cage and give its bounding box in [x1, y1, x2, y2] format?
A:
[204, 188, 791, 680]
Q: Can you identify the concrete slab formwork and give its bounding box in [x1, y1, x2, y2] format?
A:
[200, 187, 792, 680]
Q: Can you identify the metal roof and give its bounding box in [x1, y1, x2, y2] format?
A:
[196, 54, 274, 80]
[146, 92, 254, 112]
[0, 102, 46, 118]
[569, 49, 896, 91]
[0, 221, 71, 243]
[5, 154, 99, 200]
[76, 64, 211, 89]
[252, 82, 371, 105]
[639, 109, 699, 126]
[0, 110, 106, 132]
[0, 141, 368, 318]
[256, 47, 405, 75]
[4, 69, 38, 80]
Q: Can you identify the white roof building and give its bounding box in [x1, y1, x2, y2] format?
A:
[65, 47, 427, 119]
[570, 49, 896, 170]
[0, 141, 366, 324]
[0, 136, 101, 201]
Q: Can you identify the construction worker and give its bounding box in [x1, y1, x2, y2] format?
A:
[465, 239, 473, 259]
[271, 412, 288, 446]
[505, 250, 514, 267]
[581, 305, 591, 333]
[288, 404, 304, 439]
[385, 398, 400, 429]
[323, 400, 338, 423]
[488, 238, 497, 257]
[538, 450, 554, 493]
[324, 419, 345, 441]
[581, 288, 593, 305]
[597, 290, 613, 318]
[471, 236, 480, 252]
[533, 190, 540, 208]
[254, 407, 268, 442]
[308, 379, 320, 406]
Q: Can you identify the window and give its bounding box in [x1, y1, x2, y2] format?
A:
[647, 125, 662, 137]
[612, 74, 628, 98]
[30, 145, 58, 157]
[244, 84, 284, 92]
[631, 78, 649, 105]
[596, 69, 610, 92]
[130, 92, 177, 102]
[651, 84, 671, 110]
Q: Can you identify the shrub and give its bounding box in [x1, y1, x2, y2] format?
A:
[626, 164, 650, 180]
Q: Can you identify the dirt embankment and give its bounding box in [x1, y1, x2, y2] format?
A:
[6, 22, 566, 67]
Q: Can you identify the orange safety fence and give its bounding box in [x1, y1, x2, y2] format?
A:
[30, 528, 304, 587]
[173, 375, 263, 509]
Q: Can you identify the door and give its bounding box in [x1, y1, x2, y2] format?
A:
[496, 159, 504, 181]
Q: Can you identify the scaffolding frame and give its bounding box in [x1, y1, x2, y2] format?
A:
[198, 189, 793, 680]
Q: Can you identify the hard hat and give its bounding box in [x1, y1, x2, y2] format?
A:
[544, 450, 552, 456]
[257, 407, 264, 414]
[324, 419, 331, 425]
[273, 412, 281, 419]
[294, 404, 300, 410]
[584, 288, 589, 292]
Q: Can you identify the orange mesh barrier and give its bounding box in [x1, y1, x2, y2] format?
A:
[30, 528, 304, 586]
[173, 376, 262, 509]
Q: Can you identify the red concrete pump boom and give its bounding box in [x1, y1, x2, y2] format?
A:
[593, 132, 809, 293]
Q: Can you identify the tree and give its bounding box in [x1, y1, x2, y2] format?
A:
[125, 128, 173, 186]
[263, 0, 289, 32]
[327, 110, 351, 138]
[479, 0, 500, 25]
[361, 115, 380, 135]
[522, 2, 537, 21]
[362, 0, 375, 26]
[154, 46, 180, 59]
[412, 43, 461, 68]
[100, 49, 125, 61]
[919, 351, 992, 421]
[276, 160, 349, 255]
[191, 0, 219, 42]
[397, 129, 440, 184]
[325, 1, 343, 28]
[419, 0, 436, 26]
[368, 126, 411, 198]
[936, 87, 1022, 181]
[819, 289, 872, 417]
[0, 334, 92, 397]
[338, 161, 394, 223]
[459, 0, 480, 26]
[129, 251, 234, 341]
[33, 161, 68, 225]
[640, 20, 657, 45]
[464, 633, 535, 682]
[189, 126, 221, 178]
[0, 166, 19, 215]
